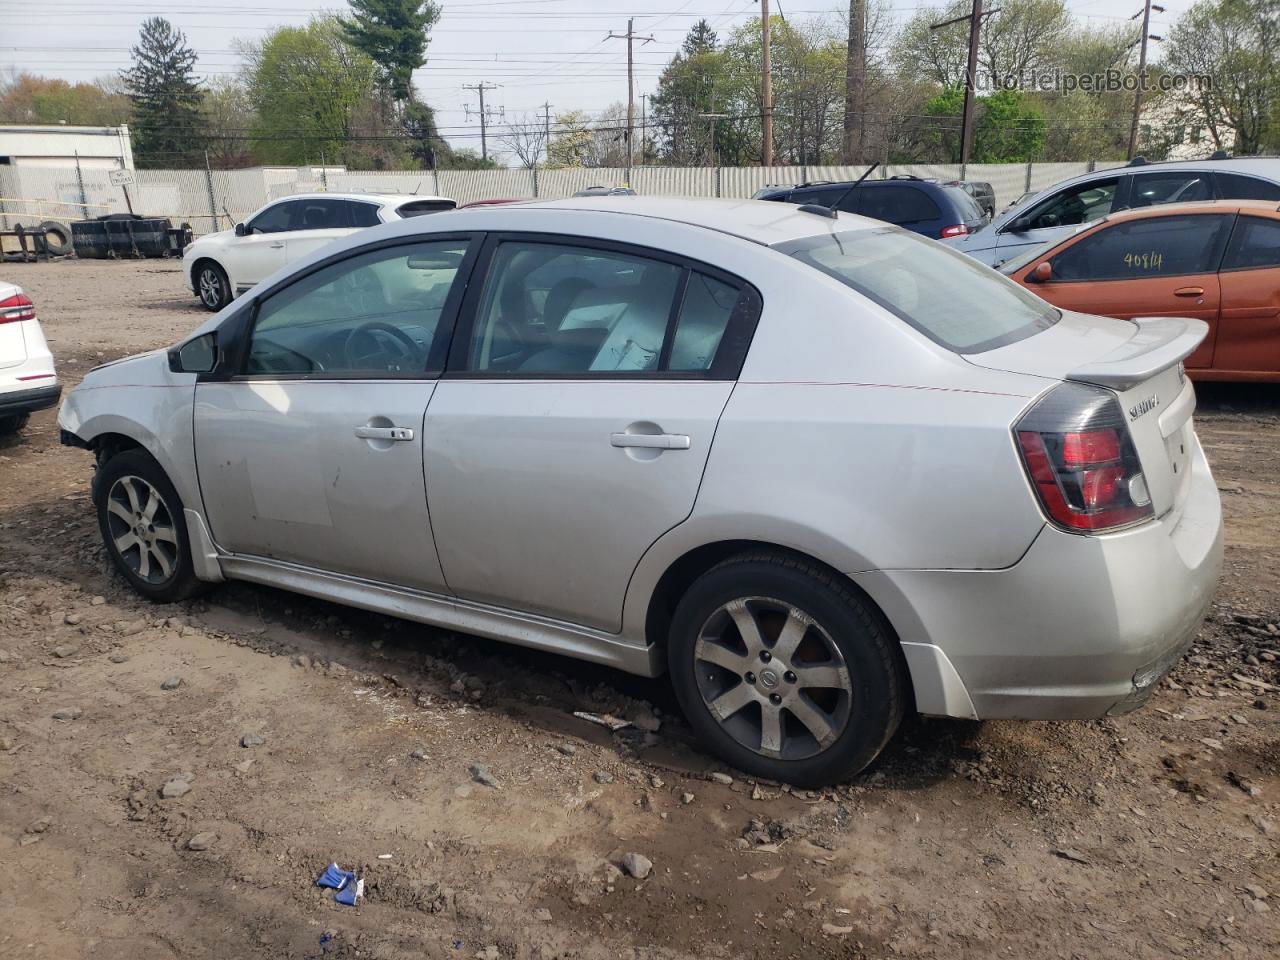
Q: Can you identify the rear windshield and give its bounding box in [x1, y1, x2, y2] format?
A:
[778, 228, 1059, 353]
[943, 186, 985, 222]
[397, 199, 457, 217]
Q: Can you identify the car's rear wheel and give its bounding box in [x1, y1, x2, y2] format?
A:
[0, 413, 30, 435]
[195, 261, 230, 311]
[95, 449, 204, 602]
[668, 552, 906, 787]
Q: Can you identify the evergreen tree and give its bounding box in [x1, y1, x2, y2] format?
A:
[340, 0, 441, 104]
[682, 19, 719, 56]
[120, 17, 204, 167]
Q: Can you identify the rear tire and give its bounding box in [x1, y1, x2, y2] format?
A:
[0, 413, 30, 435]
[195, 261, 231, 311]
[95, 449, 205, 602]
[668, 552, 906, 787]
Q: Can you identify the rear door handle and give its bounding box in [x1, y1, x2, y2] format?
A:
[269, 241, 285, 249]
[610, 432, 690, 450]
[1173, 286, 1204, 297]
[355, 425, 414, 441]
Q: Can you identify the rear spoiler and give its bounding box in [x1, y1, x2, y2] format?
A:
[1067, 316, 1208, 391]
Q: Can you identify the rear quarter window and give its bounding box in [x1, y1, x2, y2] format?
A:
[778, 227, 1058, 353]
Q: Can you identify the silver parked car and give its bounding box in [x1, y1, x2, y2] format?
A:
[58, 198, 1223, 785]
[945, 156, 1280, 267]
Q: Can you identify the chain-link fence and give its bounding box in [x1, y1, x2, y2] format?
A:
[0, 159, 1123, 237]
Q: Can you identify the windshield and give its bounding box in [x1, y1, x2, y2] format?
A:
[778, 228, 1059, 353]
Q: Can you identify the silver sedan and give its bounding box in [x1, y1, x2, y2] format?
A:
[58, 197, 1223, 786]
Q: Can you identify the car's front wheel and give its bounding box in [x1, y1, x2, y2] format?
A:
[95, 449, 205, 602]
[668, 552, 906, 787]
[195, 261, 231, 312]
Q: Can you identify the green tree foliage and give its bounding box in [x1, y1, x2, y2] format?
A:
[340, 0, 441, 104]
[924, 86, 1046, 161]
[648, 20, 728, 165]
[202, 77, 256, 168]
[1161, 0, 1278, 155]
[241, 18, 380, 167]
[439, 148, 499, 170]
[120, 17, 204, 167]
[0, 73, 130, 126]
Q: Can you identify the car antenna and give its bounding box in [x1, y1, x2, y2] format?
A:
[413, 180, 422, 195]
[830, 162, 880, 213]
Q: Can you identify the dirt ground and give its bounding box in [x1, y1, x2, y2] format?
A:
[1, 257, 1277, 960]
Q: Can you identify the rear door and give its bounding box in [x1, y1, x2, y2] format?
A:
[283, 199, 368, 264]
[1032, 213, 1234, 367]
[422, 235, 759, 632]
[1215, 214, 1280, 375]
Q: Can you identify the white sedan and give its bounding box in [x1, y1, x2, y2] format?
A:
[0, 280, 58, 435]
[183, 192, 456, 311]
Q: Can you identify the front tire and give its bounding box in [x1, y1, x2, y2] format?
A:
[195, 261, 231, 312]
[668, 552, 906, 787]
[95, 449, 204, 602]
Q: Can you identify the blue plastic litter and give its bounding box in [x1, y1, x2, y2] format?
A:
[335, 877, 364, 906]
[316, 863, 353, 890]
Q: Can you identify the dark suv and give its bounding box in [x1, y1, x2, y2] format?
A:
[753, 176, 987, 240]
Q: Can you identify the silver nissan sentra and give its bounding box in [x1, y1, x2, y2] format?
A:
[58, 197, 1223, 786]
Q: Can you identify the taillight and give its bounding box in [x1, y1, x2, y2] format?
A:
[0, 293, 35, 324]
[940, 223, 969, 238]
[1015, 382, 1154, 533]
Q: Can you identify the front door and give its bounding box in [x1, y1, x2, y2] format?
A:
[1034, 212, 1234, 368]
[225, 199, 297, 291]
[994, 175, 1122, 266]
[1215, 214, 1280, 375]
[423, 237, 756, 631]
[194, 236, 475, 592]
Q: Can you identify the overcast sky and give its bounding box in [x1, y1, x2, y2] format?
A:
[1, 0, 1195, 155]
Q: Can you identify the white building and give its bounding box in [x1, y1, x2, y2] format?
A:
[0, 124, 134, 170]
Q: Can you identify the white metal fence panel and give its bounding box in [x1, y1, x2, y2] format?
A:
[0, 160, 1128, 234]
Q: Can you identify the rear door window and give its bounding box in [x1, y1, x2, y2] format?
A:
[1129, 171, 1213, 207]
[291, 199, 347, 230]
[1050, 214, 1234, 281]
[858, 185, 940, 225]
[1215, 172, 1280, 202]
[1221, 216, 1280, 270]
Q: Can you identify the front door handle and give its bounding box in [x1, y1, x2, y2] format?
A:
[355, 425, 414, 441]
[1174, 286, 1204, 297]
[269, 241, 285, 249]
[610, 432, 690, 450]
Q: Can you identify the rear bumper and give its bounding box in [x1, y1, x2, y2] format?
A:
[856, 433, 1223, 720]
[0, 382, 61, 417]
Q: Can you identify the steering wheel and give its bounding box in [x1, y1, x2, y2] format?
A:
[343, 321, 421, 371]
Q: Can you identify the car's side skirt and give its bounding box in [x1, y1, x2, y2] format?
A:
[217, 554, 663, 677]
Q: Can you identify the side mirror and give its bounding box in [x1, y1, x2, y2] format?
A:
[234, 222, 247, 237]
[169, 332, 218, 374]
[1030, 262, 1053, 284]
[1007, 216, 1033, 233]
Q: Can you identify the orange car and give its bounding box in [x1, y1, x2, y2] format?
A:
[1000, 200, 1280, 381]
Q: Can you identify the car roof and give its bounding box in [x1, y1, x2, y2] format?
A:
[273, 192, 454, 205]
[482, 196, 883, 246]
[1099, 198, 1280, 223]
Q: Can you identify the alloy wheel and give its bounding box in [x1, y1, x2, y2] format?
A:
[198, 268, 222, 308]
[104, 475, 179, 584]
[693, 596, 853, 761]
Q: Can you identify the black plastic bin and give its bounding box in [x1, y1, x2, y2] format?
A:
[72, 214, 174, 259]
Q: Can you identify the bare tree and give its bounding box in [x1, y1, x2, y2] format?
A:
[498, 112, 548, 169]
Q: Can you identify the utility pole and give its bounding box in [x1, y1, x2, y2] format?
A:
[1127, 2, 1164, 160]
[606, 19, 654, 169]
[842, 0, 866, 164]
[930, 4, 999, 171]
[639, 93, 648, 163]
[462, 81, 502, 162]
[540, 101, 553, 155]
[761, 0, 774, 167]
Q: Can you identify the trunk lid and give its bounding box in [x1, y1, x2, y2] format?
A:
[968, 311, 1206, 517]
